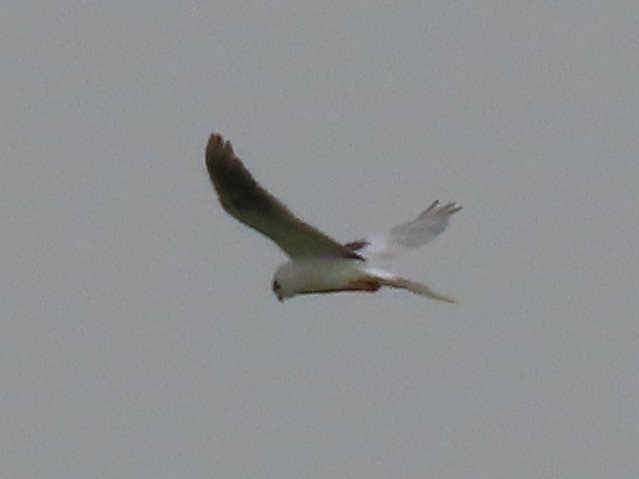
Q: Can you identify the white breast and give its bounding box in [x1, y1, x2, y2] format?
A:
[275, 258, 367, 295]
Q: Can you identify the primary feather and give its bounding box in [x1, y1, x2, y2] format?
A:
[205, 134, 362, 260]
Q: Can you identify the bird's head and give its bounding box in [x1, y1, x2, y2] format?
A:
[272, 262, 299, 302]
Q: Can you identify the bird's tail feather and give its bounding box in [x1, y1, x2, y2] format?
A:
[375, 275, 458, 304]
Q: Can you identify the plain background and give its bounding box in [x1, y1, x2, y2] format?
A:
[2, 2, 638, 477]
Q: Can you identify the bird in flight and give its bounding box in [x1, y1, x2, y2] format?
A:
[205, 133, 462, 302]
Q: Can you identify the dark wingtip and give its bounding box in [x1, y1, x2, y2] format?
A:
[205, 133, 234, 165]
[205, 132, 239, 191]
[204, 132, 273, 215]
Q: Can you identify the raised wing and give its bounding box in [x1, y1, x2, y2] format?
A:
[346, 200, 462, 259]
[205, 133, 362, 260]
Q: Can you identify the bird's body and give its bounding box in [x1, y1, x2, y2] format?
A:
[205, 133, 461, 303]
[273, 258, 458, 303]
[273, 258, 380, 298]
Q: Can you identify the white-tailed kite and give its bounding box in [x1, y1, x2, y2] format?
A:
[205, 133, 461, 302]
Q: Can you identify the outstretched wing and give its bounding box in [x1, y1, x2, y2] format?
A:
[346, 200, 462, 259]
[205, 133, 362, 260]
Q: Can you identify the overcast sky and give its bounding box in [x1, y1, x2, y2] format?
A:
[2, 2, 638, 478]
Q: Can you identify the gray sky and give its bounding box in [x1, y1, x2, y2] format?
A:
[2, 2, 638, 477]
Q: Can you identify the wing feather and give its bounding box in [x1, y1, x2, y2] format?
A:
[205, 134, 362, 260]
[347, 200, 462, 259]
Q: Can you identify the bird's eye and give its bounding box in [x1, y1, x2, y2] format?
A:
[272, 280, 281, 292]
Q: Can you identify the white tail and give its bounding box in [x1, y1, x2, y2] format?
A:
[381, 276, 458, 303]
[365, 267, 458, 303]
